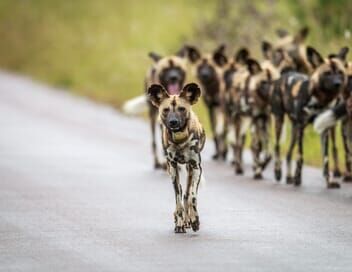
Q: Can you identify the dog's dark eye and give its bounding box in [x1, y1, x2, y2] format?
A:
[324, 71, 332, 76]
[163, 108, 170, 114]
[178, 107, 186, 112]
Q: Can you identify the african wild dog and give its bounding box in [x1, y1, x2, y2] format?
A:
[223, 48, 250, 166]
[271, 46, 349, 188]
[314, 60, 352, 182]
[184, 44, 228, 160]
[147, 83, 205, 233]
[229, 57, 280, 178]
[227, 43, 295, 178]
[145, 50, 187, 169]
[271, 26, 311, 74]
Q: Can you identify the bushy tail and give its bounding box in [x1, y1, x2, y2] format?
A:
[122, 95, 148, 115]
[313, 110, 337, 134]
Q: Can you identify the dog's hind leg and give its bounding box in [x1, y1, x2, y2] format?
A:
[294, 126, 304, 186]
[208, 106, 220, 160]
[149, 106, 164, 169]
[251, 121, 263, 180]
[258, 116, 272, 172]
[342, 120, 352, 182]
[233, 115, 245, 174]
[169, 161, 186, 233]
[330, 126, 341, 177]
[321, 130, 340, 188]
[274, 116, 284, 181]
[286, 123, 297, 184]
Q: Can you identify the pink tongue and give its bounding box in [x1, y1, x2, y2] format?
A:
[168, 83, 180, 95]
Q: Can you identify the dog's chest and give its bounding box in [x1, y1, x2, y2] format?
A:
[166, 140, 199, 165]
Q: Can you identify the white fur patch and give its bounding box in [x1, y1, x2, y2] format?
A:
[122, 95, 147, 115]
[227, 124, 236, 144]
[280, 121, 287, 144]
[215, 111, 225, 135]
[240, 117, 251, 136]
[313, 110, 337, 134]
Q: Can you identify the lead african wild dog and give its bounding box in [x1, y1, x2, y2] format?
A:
[184, 44, 228, 160]
[147, 83, 205, 233]
[145, 50, 187, 169]
[271, 46, 349, 188]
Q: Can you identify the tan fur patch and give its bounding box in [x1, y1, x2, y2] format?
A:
[291, 81, 303, 98]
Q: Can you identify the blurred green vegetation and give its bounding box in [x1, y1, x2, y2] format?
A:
[0, 0, 350, 167]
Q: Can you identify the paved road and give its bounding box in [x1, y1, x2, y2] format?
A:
[1, 72, 352, 271]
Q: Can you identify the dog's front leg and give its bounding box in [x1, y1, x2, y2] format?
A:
[187, 157, 202, 232]
[168, 161, 186, 233]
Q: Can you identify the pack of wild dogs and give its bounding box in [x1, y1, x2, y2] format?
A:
[124, 27, 352, 233]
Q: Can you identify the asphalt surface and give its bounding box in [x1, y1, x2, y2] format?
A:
[1, 72, 352, 272]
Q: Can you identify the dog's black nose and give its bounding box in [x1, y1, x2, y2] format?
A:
[333, 81, 342, 88]
[167, 70, 181, 82]
[169, 119, 179, 128]
[169, 75, 179, 82]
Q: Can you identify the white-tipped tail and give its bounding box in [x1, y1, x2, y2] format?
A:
[122, 95, 148, 115]
[313, 110, 337, 134]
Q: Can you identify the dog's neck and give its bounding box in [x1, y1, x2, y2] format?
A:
[167, 124, 190, 144]
[171, 129, 189, 143]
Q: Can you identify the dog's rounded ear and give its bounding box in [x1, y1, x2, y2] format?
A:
[235, 47, 250, 64]
[175, 45, 187, 58]
[213, 44, 228, 66]
[294, 26, 309, 43]
[337, 47, 349, 61]
[148, 52, 162, 62]
[276, 28, 289, 38]
[247, 58, 262, 75]
[147, 84, 169, 107]
[184, 45, 201, 63]
[307, 46, 324, 69]
[261, 41, 273, 60]
[180, 83, 201, 105]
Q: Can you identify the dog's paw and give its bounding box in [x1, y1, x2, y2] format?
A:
[190, 216, 200, 232]
[294, 175, 302, 186]
[253, 172, 263, 180]
[235, 167, 244, 175]
[174, 225, 186, 233]
[286, 176, 294, 184]
[154, 161, 166, 170]
[274, 168, 282, 181]
[343, 174, 352, 182]
[327, 181, 341, 189]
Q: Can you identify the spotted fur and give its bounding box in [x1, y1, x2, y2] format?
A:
[271, 46, 349, 188]
[147, 83, 205, 233]
[184, 44, 228, 160]
[145, 49, 188, 170]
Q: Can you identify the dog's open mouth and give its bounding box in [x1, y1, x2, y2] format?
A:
[167, 83, 180, 95]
